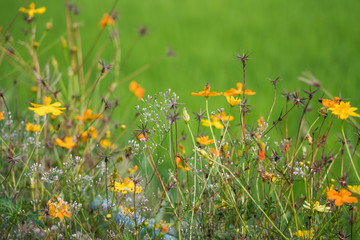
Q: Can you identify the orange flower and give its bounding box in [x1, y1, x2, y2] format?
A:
[75, 109, 102, 122]
[259, 149, 265, 161]
[328, 101, 360, 120]
[129, 81, 145, 100]
[179, 144, 186, 155]
[47, 199, 70, 221]
[136, 132, 148, 141]
[55, 137, 76, 149]
[321, 97, 340, 108]
[327, 189, 358, 206]
[175, 156, 191, 171]
[79, 127, 98, 142]
[211, 112, 234, 121]
[224, 83, 256, 96]
[197, 136, 214, 145]
[99, 13, 114, 29]
[0, 112, 4, 120]
[19, 3, 46, 18]
[192, 83, 222, 97]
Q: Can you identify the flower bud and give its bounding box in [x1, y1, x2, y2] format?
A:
[183, 107, 190, 124]
[45, 21, 53, 31]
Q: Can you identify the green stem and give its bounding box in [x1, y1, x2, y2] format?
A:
[341, 121, 360, 182]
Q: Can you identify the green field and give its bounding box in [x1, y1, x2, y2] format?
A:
[1, 0, 360, 113]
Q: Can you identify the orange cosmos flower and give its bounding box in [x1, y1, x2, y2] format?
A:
[191, 83, 222, 98]
[55, 137, 76, 149]
[224, 83, 256, 96]
[99, 13, 114, 29]
[321, 97, 340, 108]
[47, 199, 70, 221]
[129, 81, 145, 100]
[75, 109, 102, 122]
[28, 97, 66, 116]
[211, 112, 234, 121]
[197, 136, 214, 145]
[327, 189, 358, 206]
[79, 127, 98, 142]
[175, 156, 191, 171]
[0, 112, 4, 120]
[328, 101, 360, 120]
[19, 3, 46, 18]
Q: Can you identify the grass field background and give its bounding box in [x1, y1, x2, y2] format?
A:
[1, 0, 360, 144]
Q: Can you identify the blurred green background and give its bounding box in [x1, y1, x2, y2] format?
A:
[1, 0, 360, 125]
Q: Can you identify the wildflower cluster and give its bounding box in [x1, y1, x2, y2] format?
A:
[0, 1, 359, 239]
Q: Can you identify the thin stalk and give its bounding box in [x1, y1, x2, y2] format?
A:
[341, 121, 360, 181]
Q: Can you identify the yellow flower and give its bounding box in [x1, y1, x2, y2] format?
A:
[55, 137, 76, 149]
[0, 112, 4, 120]
[75, 109, 102, 122]
[110, 178, 142, 194]
[119, 206, 133, 216]
[294, 230, 312, 239]
[28, 97, 66, 116]
[348, 185, 360, 195]
[175, 156, 191, 171]
[303, 201, 331, 212]
[192, 83, 222, 98]
[19, 3, 46, 18]
[26, 123, 41, 132]
[47, 199, 70, 221]
[99, 13, 114, 29]
[328, 101, 360, 120]
[196, 136, 214, 145]
[226, 96, 241, 106]
[224, 83, 256, 96]
[327, 189, 358, 206]
[215, 200, 229, 209]
[100, 139, 114, 149]
[129, 81, 145, 100]
[201, 119, 225, 129]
